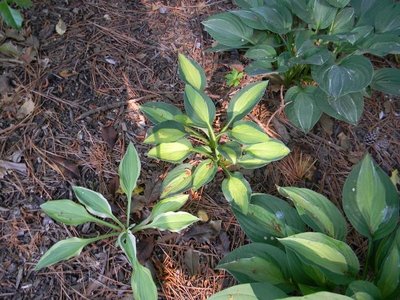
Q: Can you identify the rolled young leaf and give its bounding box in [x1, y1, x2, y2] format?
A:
[149, 194, 189, 221]
[178, 53, 206, 91]
[147, 138, 192, 163]
[119, 143, 141, 199]
[144, 120, 187, 144]
[208, 283, 287, 300]
[143, 211, 199, 232]
[184, 84, 216, 128]
[230, 120, 270, 144]
[244, 139, 290, 162]
[192, 159, 218, 190]
[118, 231, 138, 265]
[41, 200, 97, 226]
[140, 102, 183, 124]
[161, 164, 193, 198]
[222, 172, 251, 214]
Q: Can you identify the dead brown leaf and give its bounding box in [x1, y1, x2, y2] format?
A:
[16, 98, 35, 119]
[0, 160, 27, 179]
[51, 156, 80, 179]
[101, 125, 118, 148]
[136, 236, 155, 264]
[184, 248, 200, 276]
[180, 220, 221, 243]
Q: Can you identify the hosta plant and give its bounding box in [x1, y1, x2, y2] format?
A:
[203, 0, 400, 133]
[140, 54, 290, 215]
[34, 143, 198, 300]
[0, 0, 32, 29]
[210, 154, 399, 299]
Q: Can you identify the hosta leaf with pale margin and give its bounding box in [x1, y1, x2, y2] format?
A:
[218, 141, 241, 164]
[144, 211, 198, 232]
[208, 283, 287, 300]
[41, 200, 97, 226]
[346, 280, 382, 300]
[161, 164, 193, 198]
[278, 232, 360, 280]
[34, 237, 95, 270]
[193, 145, 212, 156]
[147, 138, 192, 163]
[140, 102, 183, 125]
[284, 86, 322, 133]
[342, 154, 399, 240]
[0, 2, 23, 29]
[178, 53, 206, 91]
[202, 13, 254, 47]
[357, 33, 400, 57]
[245, 45, 276, 60]
[312, 55, 373, 98]
[374, 228, 399, 272]
[131, 262, 158, 300]
[119, 143, 141, 198]
[149, 194, 189, 221]
[281, 292, 353, 299]
[222, 172, 251, 214]
[230, 120, 270, 144]
[13, 0, 33, 9]
[278, 187, 347, 240]
[374, 3, 400, 35]
[250, 4, 293, 34]
[238, 154, 271, 169]
[192, 159, 217, 191]
[226, 81, 268, 126]
[244, 140, 290, 162]
[331, 7, 355, 33]
[184, 84, 215, 128]
[233, 193, 306, 242]
[144, 120, 187, 144]
[326, 0, 350, 7]
[73, 186, 115, 219]
[231, 10, 270, 30]
[118, 231, 138, 265]
[309, 0, 338, 30]
[371, 68, 400, 96]
[233, 0, 264, 9]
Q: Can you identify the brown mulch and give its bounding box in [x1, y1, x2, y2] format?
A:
[1, 0, 399, 299]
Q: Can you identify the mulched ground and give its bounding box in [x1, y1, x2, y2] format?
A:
[1, 0, 399, 299]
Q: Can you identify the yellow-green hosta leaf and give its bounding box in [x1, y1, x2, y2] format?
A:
[149, 194, 189, 221]
[140, 102, 183, 124]
[161, 164, 193, 198]
[41, 200, 97, 226]
[72, 186, 115, 219]
[184, 84, 216, 128]
[147, 138, 192, 163]
[222, 172, 251, 214]
[144, 120, 187, 144]
[209, 283, 287, 300]
[346, 280, 382, 300]
[192, 159, 217, 190]
[238, 154, 271, 169]
[144, 211, 199, 232]
[34, 237, 95, 271]
[230, 120, 270, 144]
[218, 141, 241, 164]
[226, 81, 268, 126]
[244, 139, 290, 162]
[119, 143, 141, 198]
[131, 262, 158, 300]
[178, 53, 206, 91]
[281, 292, 353, 300]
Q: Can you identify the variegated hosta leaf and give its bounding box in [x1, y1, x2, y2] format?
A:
[119, 142, 141, 198]
[149, 194, 189, 221]
[208, 283, 287, 300]
[178, 53, 206, 91]
[147, 138, 192, 163]
[244, 139, 290, 162]
[237, 154, 271, 169]
[280, 292, 353, 300]
[144, 211, 199, 232]
[222, 172, 251, 214]
[144, 120, 187, 144]
[192, 159, 218, 190]
[346, 280, 382, 300]
[140, 102, 183, 124]
[229, 120, 270, 144]
[184, 84, 216, 128]
[40, 200, 96, 226]
[218, 141, 241, 164]
[161, 164, 193, 198]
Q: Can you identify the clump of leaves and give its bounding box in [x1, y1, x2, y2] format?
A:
[210, 154, 399, 299]
[35, 143, 198, 300]
[0, 0, 32, 29]
[140, 54, 290, 215]
[225, 68, 244, 87]
[203, 0, 400, 133]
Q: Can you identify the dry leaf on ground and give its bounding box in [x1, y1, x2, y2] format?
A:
[56, 19, 67, 35]
[16, 98, 35, 119]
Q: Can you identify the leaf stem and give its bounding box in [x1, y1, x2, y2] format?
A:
[88, 231, 120, 243]
[92, 218, 122, 231]
[126, 192, 132, 228]
[363, 238, 373, 279]
[186, 127, 209, 143]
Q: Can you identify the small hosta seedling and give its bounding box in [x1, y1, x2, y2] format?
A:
[140, 54, 290, 215]
[35, 143, 198, 300]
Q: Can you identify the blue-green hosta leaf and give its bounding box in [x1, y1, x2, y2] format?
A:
[233, 0, 264, 9]
[231, 10, 270, 30]
[202, 13, 254, 47]
[147, 138, 192, 163]
[346, 280, 382, 300]
[374, 3, 400, 35]
[218, 141, 242, 164]
[342, 154, 399, 240]
[41, 200, 96, 226]
[178, 54, 206, 91]
[245, 60, 274, 76]
[250, 4, 293, 34]
[184, 84, 215, 128]
[145, 211, 198, 232]
[320, 25, 373, 45]
[119, 143, 141, 199]
[331, 7, 355, 33]
[226, 81, 269, 126]
[278, 187, 347, 240]
[140, 102, 183, 125]
[309, 0, 338, 30]
[357, 33, 400, 56]
[284, 86, 322, 133]
[0, 2, 23, 29]
[209, 283, 287, 300]
[326, 0, 350, 7]
[233, 193, 306, 242]
[149, 194, 189, 221]
[281, 292, 353, 299]
[73, 187, 115, 219]
[222, 172, 251, 214]
[161, 164, 193, 198]
[144, 120, 187, 144]
[230, 120, 270, 144]
[290, 47, 333, 66]
[371, 68, 400, 96]
[192, 159, 217, 190]
[34, 237, 95, 271]
[245, 45, 277, 60]
[287, 0, 313, 24]
[244, 139, 290, 162]
[312, 55, 373, 98]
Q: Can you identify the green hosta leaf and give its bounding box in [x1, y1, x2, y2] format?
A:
[118, 231, 138, 265]
[161, 164, 193, 198]
[281, 292, 353, 299]
[326, 0, 350, 7]
[13, 0, 33, 9]
[202, 13, 254, 47]
[245, 45, 277, 60]
[35, 237, 95, 271]
[193, 145, 212, 156]
[218, 141, 241, 164]
[222, 172, 251, 214]
[144, 211, 198, 232]
[278, 232, 360, 281]
[140, 102, 183, 124]
[346, 280, 382, 300]
[284, 86, 322, 133]
[131, 262, 158, 300]
[184, 84, 215, 128]
[226, 81, 268, 126]
[342, 154, 399, 240]
[230, 120, 270, 144]
[0, 2, 23, 29]
[374, 228, 399, 272]
[331, 7, 355, 33]
[119, 143, 141, 198]
[278, 187, 347, 240]
[178, 53, 206, 91]
[287, 0, 313, 24]
[245, 60, 274, 76]
[244, 140, 290, 162]
[192, 159, 217, 190]
[238, 154, 271, 169]
[250, 4, 293, 34]
[371, 68, 400, 96]
[374, 4, 400, 35]
[41, 200, 96, 226]
[144, 120, 187, 144]
[231, 10, 270, 30]
[233, 193, 306, 242]
[290, 46, 332, 66]
[72, 186, 115, 219]
[357, 33, 400, 56]
[310, 0, 338, 30]
[233, 0, 264, 9]
[147, 138, 192, 163]
[312, 55, 373, 98]
[209, 283, 287, 300]
[149, 194, 189, 221]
